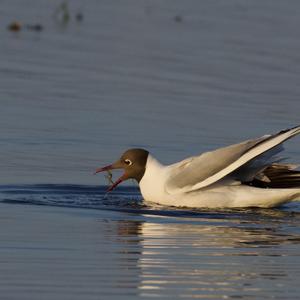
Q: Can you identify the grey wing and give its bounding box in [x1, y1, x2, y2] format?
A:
[165, 126, 300, 194]
[231, 144, 284, 182]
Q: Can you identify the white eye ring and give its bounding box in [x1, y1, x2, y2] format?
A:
[124, 159, 133, 166]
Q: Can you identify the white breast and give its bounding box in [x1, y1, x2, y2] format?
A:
[139, 155, 172, 204]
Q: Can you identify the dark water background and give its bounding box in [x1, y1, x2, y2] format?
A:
[1, 1, 300, 299]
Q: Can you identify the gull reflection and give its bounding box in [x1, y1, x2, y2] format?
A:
[113, 212, 300, 299]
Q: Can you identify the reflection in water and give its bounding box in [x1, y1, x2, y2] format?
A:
[113, 217, 300, 299]
[3, 183, 299, 298]
[1, 184, 300, 299]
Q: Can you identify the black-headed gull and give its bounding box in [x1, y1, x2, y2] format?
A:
[95, 126, 300, 208]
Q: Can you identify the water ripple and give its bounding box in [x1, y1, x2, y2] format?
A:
[1, 184, 300, 222]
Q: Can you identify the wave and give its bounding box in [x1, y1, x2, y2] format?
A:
[0, 184, 300, 222]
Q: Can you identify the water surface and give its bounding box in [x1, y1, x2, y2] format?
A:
[1, 184, 300, 299]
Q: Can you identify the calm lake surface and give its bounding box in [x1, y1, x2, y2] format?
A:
[1, 0, 300, 299]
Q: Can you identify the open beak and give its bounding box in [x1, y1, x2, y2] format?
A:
[94, 164, 113, 175]
[94, 162, 128, 192]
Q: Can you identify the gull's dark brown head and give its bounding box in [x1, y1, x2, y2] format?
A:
[94, 148, 149, 192]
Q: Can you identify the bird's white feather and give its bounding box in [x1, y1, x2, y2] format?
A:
[165, 126, 300, 194]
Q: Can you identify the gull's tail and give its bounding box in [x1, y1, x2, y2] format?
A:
[250, 163, 300, 188]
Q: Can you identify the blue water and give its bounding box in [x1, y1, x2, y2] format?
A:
[1, 0, 300, 299]
[1, 184, 300, 299]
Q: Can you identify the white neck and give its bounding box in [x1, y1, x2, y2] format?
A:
[139, 155, 168, 202]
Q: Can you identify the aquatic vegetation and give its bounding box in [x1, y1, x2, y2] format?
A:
[54, 1, 84, 26]
[105, 170, 114, 185]
[54, 1, 70, 25]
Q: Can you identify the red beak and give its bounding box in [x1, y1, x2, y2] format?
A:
[94, 165, 113, 175]
[94, 163, 127, 192]
[106, 176, 126, 192]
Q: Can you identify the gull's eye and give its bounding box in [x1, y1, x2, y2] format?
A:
[124, 159, 133, 166]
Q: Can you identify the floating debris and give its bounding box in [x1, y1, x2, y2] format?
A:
[174, 15, 183, 23]
[75, 12, 84, 22]
[7, 21, 22, 32]
[25, 24, 44, 32]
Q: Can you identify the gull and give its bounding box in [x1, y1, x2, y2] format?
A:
[95, 126, 300, 208]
